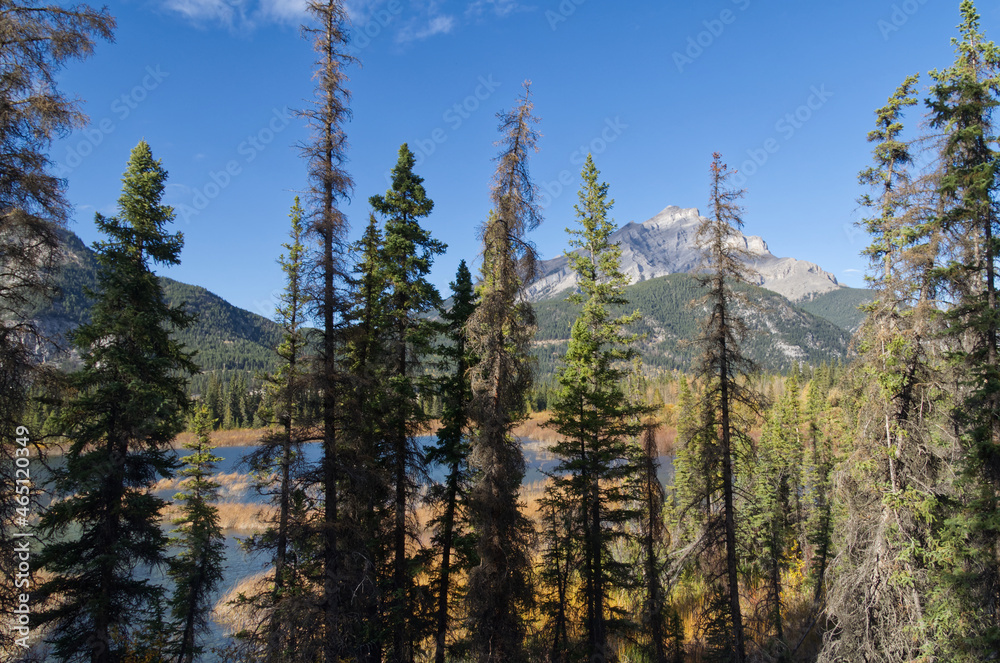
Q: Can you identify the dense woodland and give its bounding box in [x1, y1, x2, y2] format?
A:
[2, 1, 1000, 662]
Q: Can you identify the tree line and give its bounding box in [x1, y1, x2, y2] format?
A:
[1, 1, 999, 662]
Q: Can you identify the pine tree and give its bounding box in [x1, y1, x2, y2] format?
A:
[340, 213, 392, 662]
[299, 0, 355, 658]
[537, 482, 580, 663]
[36, 141, 196, 663]
[0, 4, 113, 651]
[638, 424, 672, 663]
[802, 378, 834, 606]
[926, 3, 1000, 652]
[238, 197, 325, 661]
[426, 260, 478, 663]
[546, 154, 649, 662]
[692, 153, 763, 663]
[819, 76, 947, 663]
[370, 143, 445, 663]
[746, 383, 799, 659]
[466, 81, 542, 663]
[205, 374, 224, 428]
[168, 404, 226, 663]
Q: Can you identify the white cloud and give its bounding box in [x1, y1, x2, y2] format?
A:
[161, 0, 514, 37]
[164, 0, 240, 25]
[843, 268, 862, 274]
[258, 0, 309, 23]
[396, 14, 456, 43]
[466, 0, 525, 19]
[161, 0, 307, 31]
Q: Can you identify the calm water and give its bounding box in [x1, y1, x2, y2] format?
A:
[32, 437, 674, 658]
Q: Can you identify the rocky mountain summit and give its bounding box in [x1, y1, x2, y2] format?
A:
[527, 206, 843, 302]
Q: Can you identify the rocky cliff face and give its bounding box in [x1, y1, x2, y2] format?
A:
[527, 206, 842, 302]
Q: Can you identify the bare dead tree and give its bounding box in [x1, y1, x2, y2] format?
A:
[466, 81, 542, 663]
[299, 1, 355, 660]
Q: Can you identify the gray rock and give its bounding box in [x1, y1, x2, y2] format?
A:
[527, 206, 842, 302]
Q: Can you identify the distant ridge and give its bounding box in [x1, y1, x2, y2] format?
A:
[531, 273, 852, 376]
[29, 230, 282, 378]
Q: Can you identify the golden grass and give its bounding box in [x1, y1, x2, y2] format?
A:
[162, 501, 276, 532]
[153, 471, 254, 499]
[513, 411, 679, 456]
[213, 568, 275, 634]
[171, 427, 271, 449]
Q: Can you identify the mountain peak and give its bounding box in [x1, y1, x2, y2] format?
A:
[527, 206, 840, 302]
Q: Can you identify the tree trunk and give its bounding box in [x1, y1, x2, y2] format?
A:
[718, 296, 747, 663]
[434, 472, 459, 663]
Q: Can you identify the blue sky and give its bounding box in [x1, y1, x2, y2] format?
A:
[51, 0, 1000, 317]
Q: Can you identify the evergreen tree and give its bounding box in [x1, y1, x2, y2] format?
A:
[205, 374, 224, 428]
[36, 141, 196, 663]
[802, 378, 834, 607]
[537, 482, 580, 663]
[340, 213, 392, 662]
[369, 143, 445, 663]
[546, 154, 649, 662]
[638, 424, 672, 663]
[746, 382, 800, 659]
[168, 403, 226, 663]
[691, 153, 763, 663]
[0, 4, 113, 651]
[299, 0, 355, 658]
[238, 197, 325, 661]
[426, 260, 478, 663]
[466, 81, 542, 663]
[926, 3, 1000, 652]
[819, 76, 948, 663]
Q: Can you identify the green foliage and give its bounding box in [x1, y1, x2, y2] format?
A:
[233, 198, 325, 661]
[370, 143, 446, 661]
[425, 260, 479, 663]
[168, 404, 226, 663]
[36, 141, 196, 663]
[544, 155, 652, 661]
[796, 287, 875, 332]
[533, 273, 851, 379]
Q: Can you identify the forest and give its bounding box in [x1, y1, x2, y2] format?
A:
[1, 1, 999, 662]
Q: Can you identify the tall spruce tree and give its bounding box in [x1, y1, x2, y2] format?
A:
[369, 143, 445, 663]
[35, 141, 196, 663]
[426, 260, 478, 663]
[168, 404, 226, 663]
[819, 76, 947, 663]
[746, 381, 800, 660]
[638, 424, 672, 663]
[926, 3, 1000, 653]
[537, 480, 579, 663]
[341, 213, 392, 662]
[466, 81, 542, 663]
[0, 4, 113, 651]
[692, 153, 762, 663]
[239, 197, 325, 661]
[546, 154, 649, 662]
[300, 0, 355, 658]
